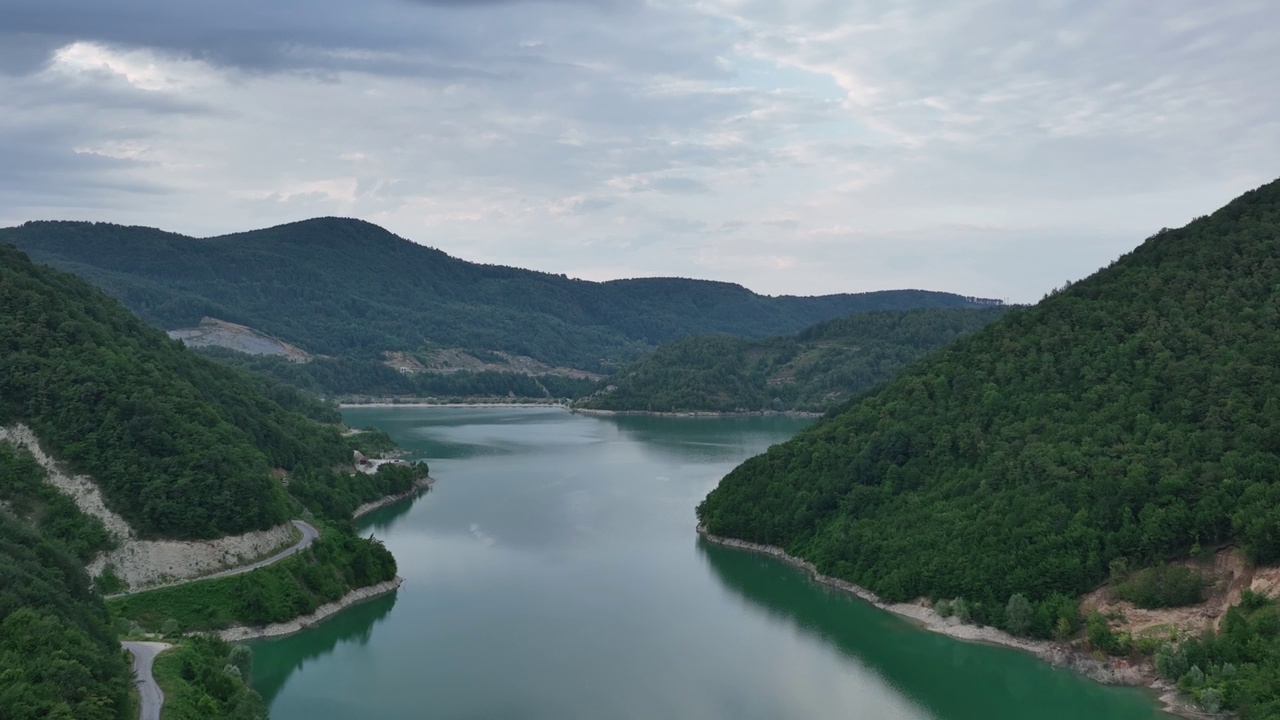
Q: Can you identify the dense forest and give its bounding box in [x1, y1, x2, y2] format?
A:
[578, 307, 1010, 412]
[0, 218, 997, 373]
[0, 513, 132, 720]
[698, 180, 1280, 713]
[0, 245, 404, 539]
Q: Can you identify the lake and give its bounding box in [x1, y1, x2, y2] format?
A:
[250, 406, 1168, 719]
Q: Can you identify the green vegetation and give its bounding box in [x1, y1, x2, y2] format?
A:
[0, 443, 114, 562]
[343, 427, 398, 456]
[1151, 591, 1280, 717]
[151, 636, 266, 720]
[579, 307, 1009, 412]
[0, 513, 131, 720]
[2, 218, 996, 375]
[1111, 565, 1206, 609]
[107, 526, 397, 632]
[290, 462, 429, 521]
[0, 245, 424, 541]
[698, 172, 1280, 678]
[199, 347, 597, 401]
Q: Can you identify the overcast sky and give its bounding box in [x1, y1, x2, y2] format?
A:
[1, 0, 1276, 302]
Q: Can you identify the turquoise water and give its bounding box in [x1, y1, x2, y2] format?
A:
[250, 407, 1168, 719]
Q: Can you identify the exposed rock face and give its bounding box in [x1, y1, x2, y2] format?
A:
[1, 423, 295, 591]
[384, 348, 602, 380]
[90, 524, 296, 591]
[0, 424, 133, 538]
[168, 317, 311, 361]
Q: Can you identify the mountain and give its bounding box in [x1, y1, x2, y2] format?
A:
[0, 245, 413, 540]
[1, 245, 414, 718]
[698, 180, 1280, 647]
[0, 218, 1000, 374]
[576, 307, 1011, 413]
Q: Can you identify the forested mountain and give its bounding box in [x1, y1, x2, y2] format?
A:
[197, 347, 598, 402]
[0, 218, 997, 371]
[578, 307, 1010, 412]
[0, 245, 413, 539]
[0, 513, 131, 720]
[698, 180, 1280, 677]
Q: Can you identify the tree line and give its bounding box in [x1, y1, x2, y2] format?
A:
[698, 179, 1280, 716]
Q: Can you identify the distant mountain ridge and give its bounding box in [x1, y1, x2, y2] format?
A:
[577, 306, 1011, 413]
[0, 218, 1000, 372]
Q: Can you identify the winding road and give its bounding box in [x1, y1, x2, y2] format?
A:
[199, 519, 320, 581]
[107, 519, 319, 599]
[122, 641, 171, 720]
[115, 520, 320, 718]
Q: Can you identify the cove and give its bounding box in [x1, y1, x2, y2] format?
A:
[250, 406, 1169, 719]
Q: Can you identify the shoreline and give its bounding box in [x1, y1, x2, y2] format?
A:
[340, 401, 567, 409]
[352, 477, 435, 519]
[697, 527, 1203, 719]
[572, 408, 823, 419]
[215, 577, 403, 642]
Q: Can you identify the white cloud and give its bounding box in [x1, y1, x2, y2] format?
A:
[0, 0, 1276, 302]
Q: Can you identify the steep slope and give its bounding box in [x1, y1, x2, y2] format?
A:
[0, 218, 997, 372]
[699, 178, 1280, 619]
[578, 307, 1010, 412]
[0, 513, 131, 720]
[0, 246, 414, 542]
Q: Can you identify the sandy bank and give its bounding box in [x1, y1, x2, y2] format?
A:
[352, 477, 435, 519]
[216, 577, 404, 642]
[698, 528, 1204, 718]
[572, 408, 822, 418]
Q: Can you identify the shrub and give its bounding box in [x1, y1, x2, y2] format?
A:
[1112, 565, 1205, 609]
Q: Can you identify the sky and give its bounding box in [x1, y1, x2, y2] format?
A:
[0, 0, 1276, 302]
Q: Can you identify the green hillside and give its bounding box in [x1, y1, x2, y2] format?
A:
[0, 513, 131, 720]
[698, 179, 1280, 708]
[0, 245, 413, 539]
[0, 218, 996, 373]
[577, 307, 1010, 412]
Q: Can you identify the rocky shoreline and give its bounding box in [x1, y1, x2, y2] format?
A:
[216, 577, 404, 641]
[338, 400, 567, 409]
[697, 528, 1205, 718]
[352, 477, 436, 519]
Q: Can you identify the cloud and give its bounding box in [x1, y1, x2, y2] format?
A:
[0, 0, 1276, 302]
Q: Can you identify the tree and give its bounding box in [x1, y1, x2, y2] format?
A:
[1005, 593, 1033, 636]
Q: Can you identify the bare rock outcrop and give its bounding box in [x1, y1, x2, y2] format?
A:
[2, 422, 296, 591]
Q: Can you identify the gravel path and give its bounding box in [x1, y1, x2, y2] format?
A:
[122, 641, 171, 720]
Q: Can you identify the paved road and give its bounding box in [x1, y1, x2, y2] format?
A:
[108, 519, 319, 599]
[122, 641, 170, 720]
[200, 519, 319, 581]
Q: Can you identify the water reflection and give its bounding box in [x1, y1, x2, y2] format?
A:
[698, 539, 1168, 720]
[597, 413, 813, 464]
[249, 591, 399, 703]
[359, 486, 431, 534]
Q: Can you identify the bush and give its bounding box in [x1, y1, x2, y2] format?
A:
[1112, 565, 1205, 609]
[1087, 612, 1121, 655]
